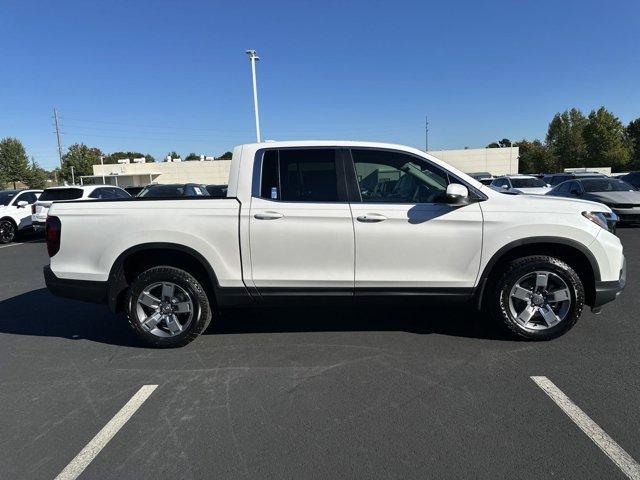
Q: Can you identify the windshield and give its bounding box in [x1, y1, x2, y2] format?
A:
[511, 178, 546, 188]
[0, 191, 17, 206]
[582, 178, 635, 193]
[39, 188, 84, 201]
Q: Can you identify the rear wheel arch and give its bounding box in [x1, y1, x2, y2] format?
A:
[477, 238, 598, 308]
[107, 243, 220, 313]
[0, 216, 18, 228]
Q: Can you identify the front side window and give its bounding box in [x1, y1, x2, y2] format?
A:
[14, 192, 38, 204]
[491, 177, 510, 188]
[351, 149, 449, 204]
[260, 149, 339, 202]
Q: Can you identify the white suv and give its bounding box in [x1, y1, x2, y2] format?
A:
[32, 185, 130, 231]
[490, 175, 552, 195]
[0, 189, 42, 243]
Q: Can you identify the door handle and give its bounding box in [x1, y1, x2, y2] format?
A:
[357, 213, 387, 223]
[254, 211, 284, 220]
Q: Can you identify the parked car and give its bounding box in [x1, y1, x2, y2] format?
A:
[44, 141, 625, 347]
[124, 186, 145, 197]
[0, 189, 42, 243]
[543, 172, 606, 187]
[32, 185, 130, 231]
[467, 172, 494, 185]
[206, 184, 229, 197]
[619, 172, 640, 189]
[547, 177, 640, 223]
[490, 175, 552, 195]
[137, 183, 210, 198]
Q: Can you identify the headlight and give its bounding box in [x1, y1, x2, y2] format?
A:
[582, 211, 618, 232]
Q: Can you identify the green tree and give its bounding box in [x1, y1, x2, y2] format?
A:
[184, 152, 200, 161]
[583, 107, 631, 171]
[218, 151, 233, 159]
[486, 139, 511, 148]
[0, 137, 30, 188]
[102, 151, 153, 164]
[626, 118, 640, 170]
[61, 143, 103, 183]
[166, 151, 181, 161]
[25, 158, 49, 189]
[515, 139, 559, 173]
[545, 108, 588, 169]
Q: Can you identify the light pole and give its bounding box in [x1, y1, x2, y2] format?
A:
[100, 155, 106, 184]
[245, 49, 261, 142]
[70, 166, 75, 185]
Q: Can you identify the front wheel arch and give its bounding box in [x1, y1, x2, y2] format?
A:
[477, 239, 597, 309]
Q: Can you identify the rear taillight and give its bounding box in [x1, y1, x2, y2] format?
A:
[45, 216, 61, 257]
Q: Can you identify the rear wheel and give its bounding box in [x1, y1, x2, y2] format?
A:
[126, 266, 212, 348]
[0, 219, 16, 244]
[489, 255, 584, 340]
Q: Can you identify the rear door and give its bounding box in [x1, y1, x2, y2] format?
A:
[346, 148, 483, 293]
[248, 148, 355, 296]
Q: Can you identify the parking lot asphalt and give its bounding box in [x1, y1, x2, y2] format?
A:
[1, 231, 639, 479]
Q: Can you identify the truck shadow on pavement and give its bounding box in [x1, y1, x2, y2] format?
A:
[0, 288, 512, 347]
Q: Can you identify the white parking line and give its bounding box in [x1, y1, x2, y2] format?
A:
[54, 385, 158, 480]
[531, 376, 640, 480]
[0, 239, 42, 250]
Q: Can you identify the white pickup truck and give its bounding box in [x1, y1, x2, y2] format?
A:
[43, 141, 626, 347]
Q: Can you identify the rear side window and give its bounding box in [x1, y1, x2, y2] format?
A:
[39, 188, 83, 201]
[260, 149, 339, 202]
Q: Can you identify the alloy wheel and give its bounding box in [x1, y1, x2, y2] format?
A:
[0, 221, 15, 243]
[135, 282, 194, 338]
[507, 270, 572, 331]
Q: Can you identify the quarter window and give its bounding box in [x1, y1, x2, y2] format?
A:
[260, 149, 339, 202]
[351, 149, 449, 203]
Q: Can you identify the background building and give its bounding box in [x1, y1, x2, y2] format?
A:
[428, 147, 519, 176]
[81, 146, 519, 187]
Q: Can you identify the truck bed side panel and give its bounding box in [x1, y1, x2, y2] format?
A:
[49, 199, 243, 287]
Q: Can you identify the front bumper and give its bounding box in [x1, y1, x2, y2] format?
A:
[593, 256, 626, 308]
[44, 265, 108, 305]
[611, 208, 640, 223]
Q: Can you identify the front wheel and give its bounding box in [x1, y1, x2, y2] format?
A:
[489, 255, 584, 340]
[0, 219, 16, 244]
[126, 266, 213, 348]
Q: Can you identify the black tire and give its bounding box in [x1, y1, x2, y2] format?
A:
[0, 219, 16, 244]
[126, 266, 212, 348]
[489, 255, 584, 340]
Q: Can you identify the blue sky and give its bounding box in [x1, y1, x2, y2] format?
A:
[2, 0, 639, 169]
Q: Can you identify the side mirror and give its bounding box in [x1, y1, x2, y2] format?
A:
[17, 201, 28, 208]
[570, 189, 582, 196]
[546, 184, 551, 188]
[501, 184, 509, 189]
[446, 183, 469, 205]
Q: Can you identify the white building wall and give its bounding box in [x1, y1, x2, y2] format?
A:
[92, 160, 232, 186]
[428, 147, 519, 176]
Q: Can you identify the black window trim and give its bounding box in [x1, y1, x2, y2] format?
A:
[256, 147, 349, 203]
[344, 146, 487, 204]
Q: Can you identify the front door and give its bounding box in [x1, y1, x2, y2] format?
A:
[347, 148, 483, 293]
[248, 148, 355, 296]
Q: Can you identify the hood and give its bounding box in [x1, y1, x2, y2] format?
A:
[583, 190, 640, 206]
